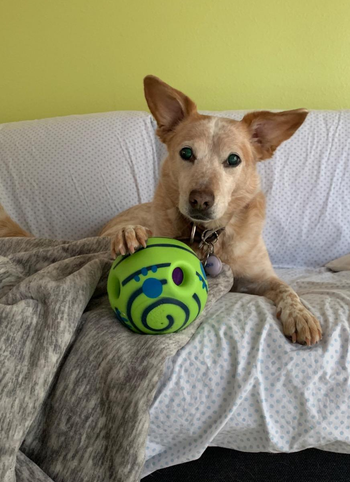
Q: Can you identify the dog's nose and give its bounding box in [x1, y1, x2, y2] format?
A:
[189, 190, 215, 211]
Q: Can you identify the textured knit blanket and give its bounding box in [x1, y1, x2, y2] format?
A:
[0, 237, 233, 482]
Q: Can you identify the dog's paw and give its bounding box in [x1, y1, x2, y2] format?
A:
[111, 225, 153, 258]
[277, 301, 322, 346]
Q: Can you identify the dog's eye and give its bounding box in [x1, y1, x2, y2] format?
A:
[226, 153, 241, 167]
[180, 147, 194, 161]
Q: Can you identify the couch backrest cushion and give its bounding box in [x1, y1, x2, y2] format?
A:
[202, 110, 350, 268]
[0, 111, 163, 239]
[1, 110, 349, 267]
[263, 110, 350, 268]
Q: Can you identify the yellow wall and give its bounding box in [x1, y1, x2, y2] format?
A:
[1, 0, 350, 124]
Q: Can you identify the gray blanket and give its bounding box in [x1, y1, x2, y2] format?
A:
[0, 237, 233, 482]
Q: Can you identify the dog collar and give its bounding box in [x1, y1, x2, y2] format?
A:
[176, 223, 225, 277]
[177, 222, 225, 246]
[189, 224, 225, 247]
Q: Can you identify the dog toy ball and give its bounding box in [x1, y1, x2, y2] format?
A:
[107, 237, 208, 334]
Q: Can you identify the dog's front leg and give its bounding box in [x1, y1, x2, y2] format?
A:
[234, 275, 322, 346]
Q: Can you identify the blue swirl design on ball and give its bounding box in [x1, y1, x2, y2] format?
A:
[122, 263, 171, 286]
[192, 293, 201, 317]
[141, 297, 190, 333]
[200, 262, 207, 280]
[196, 271, 208, 293]
[124, 279, 191, 333]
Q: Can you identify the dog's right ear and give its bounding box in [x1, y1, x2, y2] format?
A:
[144, 75, 197, 142]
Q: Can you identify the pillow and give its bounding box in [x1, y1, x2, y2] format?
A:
[325, 254, 350, 272]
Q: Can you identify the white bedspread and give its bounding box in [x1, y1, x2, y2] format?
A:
[142, 267, 350, 477]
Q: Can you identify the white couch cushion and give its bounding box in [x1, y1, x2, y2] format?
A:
[202, 110, 350, 268]
[0, 111, 163, 239]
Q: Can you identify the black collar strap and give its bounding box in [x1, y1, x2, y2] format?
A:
[177, 223, 225, 246]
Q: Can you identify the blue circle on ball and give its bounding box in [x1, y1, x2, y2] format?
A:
[142, 278, 163, 298]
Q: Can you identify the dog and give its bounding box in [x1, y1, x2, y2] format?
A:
[0, 75, 322, 345]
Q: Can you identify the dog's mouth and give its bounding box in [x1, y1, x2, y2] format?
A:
[179, 203, 218, 224]
[188, 213, 213, 223]
[184, 208, 216, 223]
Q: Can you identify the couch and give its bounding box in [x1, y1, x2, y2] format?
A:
[1, 109, 350, 481]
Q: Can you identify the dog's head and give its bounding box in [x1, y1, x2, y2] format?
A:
[144, 75, 308, 226]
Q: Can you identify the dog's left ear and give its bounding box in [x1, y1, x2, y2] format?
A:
[144, 75, 198, 143]
[242, 109, 308, 161]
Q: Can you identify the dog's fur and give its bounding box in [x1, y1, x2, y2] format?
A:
[0, 76, 322, 345]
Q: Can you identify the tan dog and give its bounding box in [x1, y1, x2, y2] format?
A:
[0, 76, 322, 345]
[101, 76, 322, 346]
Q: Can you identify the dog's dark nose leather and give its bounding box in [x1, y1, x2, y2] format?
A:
[189, 189, 215, 211]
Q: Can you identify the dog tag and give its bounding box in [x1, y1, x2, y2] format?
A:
[198, 227, 224, 277]
[204, 254, 222, 277]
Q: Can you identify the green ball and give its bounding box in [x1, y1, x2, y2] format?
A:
[107, 237, 208, 334]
